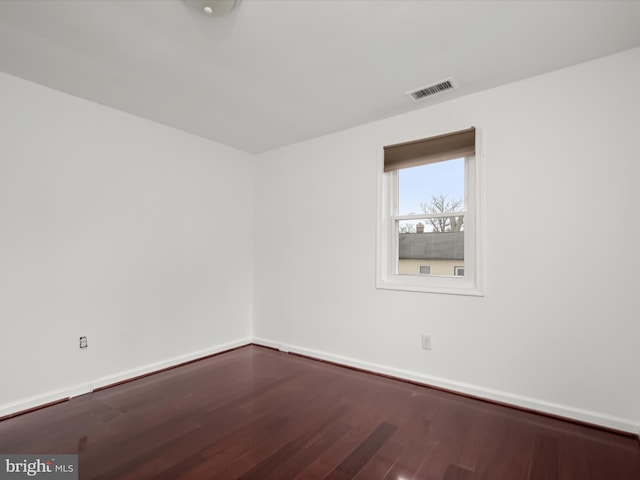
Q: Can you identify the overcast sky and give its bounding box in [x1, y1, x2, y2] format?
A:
[398, 158, 464, 215]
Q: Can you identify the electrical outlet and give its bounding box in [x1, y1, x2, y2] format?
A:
[79, 336, 87, 349]
[421, 334, 431, 350]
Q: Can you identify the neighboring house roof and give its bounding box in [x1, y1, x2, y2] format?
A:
[399, 231, 464, 260]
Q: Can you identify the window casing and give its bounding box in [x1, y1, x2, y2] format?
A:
[376, 129, 484, 296]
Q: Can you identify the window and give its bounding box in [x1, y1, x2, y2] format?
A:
[376, 127, 484, 295]
[419, 265, 431, 275]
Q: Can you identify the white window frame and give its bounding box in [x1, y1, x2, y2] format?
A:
[376, 133, 484, 296]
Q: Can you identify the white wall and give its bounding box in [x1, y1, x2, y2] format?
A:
[0, 72, 254, 414]
[2, 47, 638, 433]
[254, 47, 640, 432]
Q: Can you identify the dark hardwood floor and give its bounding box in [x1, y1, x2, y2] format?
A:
[1, 345, 638, 479]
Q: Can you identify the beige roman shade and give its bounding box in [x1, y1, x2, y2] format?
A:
[383, 127, 475, 172]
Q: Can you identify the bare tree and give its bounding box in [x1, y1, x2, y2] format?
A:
[419, 194, 464, 232]
[399, 223, 415, 233]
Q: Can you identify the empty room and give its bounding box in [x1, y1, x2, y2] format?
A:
[1, 1, 639, 479]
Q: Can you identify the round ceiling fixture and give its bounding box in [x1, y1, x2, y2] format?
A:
[184, 0, 238, 17]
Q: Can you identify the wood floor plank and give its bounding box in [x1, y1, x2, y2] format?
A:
[357, 443, 404, 479]
[325, 422, 397, 480]
[443, 464, 475, 480]
[528, 434, 559, 480]
[261, 421, 352, 480]
[293, 424, 378, 479]
[0, 345, 638, 480]
[378, 415, 434, 480]
[235, 440, 300, 480]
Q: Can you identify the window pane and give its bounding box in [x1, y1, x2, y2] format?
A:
[397, 217, 464, 277]
[398, 158, 464, 216]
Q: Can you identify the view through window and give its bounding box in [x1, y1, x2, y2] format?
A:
[396, 158, 465, 277]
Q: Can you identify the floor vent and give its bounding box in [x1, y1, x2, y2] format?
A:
[407, 78, 456, 101]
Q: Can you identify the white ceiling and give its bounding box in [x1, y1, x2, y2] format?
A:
[1, 0, 640, 154]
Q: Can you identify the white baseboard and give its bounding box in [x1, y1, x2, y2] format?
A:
[252, 337, 639, 435]
[0, 337, 251, 419]
[4, 336, 638, 436]
[90, 337, 250, 390]
[252, 337, 288, 352]
[0, 387, 82, 420]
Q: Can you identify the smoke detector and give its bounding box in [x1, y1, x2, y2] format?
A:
[406, 78, 456, 101]
[184, 0, 238, 17]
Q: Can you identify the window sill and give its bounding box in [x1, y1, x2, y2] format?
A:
[376, 276, 484, 296]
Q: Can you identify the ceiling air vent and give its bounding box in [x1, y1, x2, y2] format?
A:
[407, 78, 456, 101]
